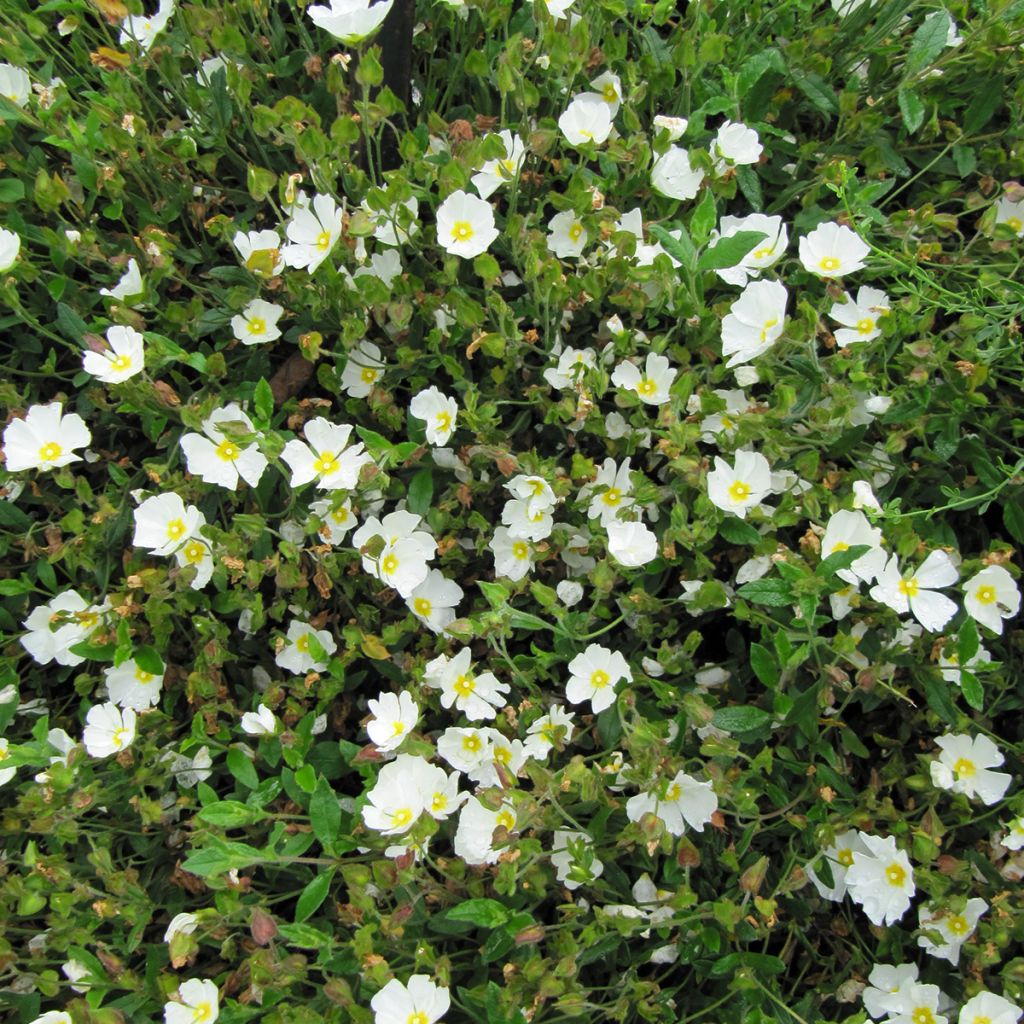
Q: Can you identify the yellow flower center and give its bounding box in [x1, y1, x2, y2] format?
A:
[512, 541, 529, 560]
[947, 914, 969, 935]
[331, 508, 349, 524]
[728, 480, 751, 502]
[313, 451, 340, 476]
[885, 862, 906, 887]
[430, 794, 447, 813]
[494, 745, 511, 764]
[215, 439, 240, 461]
[836, 847, 854, 867]
[247, 317, 266, 335]
[135, 668, 154, 683]
[1007, 217, 1022, 232]
[499, 158, 517, 176]
[636, 378, 657, 396]
[831, 541, 850, 553]
[38, 441, 63, 462]
[391, 807, 413, 827]
[453, 674, 476, 697]
[856, 317, 875, 334]
[392, 721, 405, 735]
[913, 1010, 935, 1024]
[413, 597, 432, 616]
[578, 129, 594, 141]
[316, 230, 332, 251]
[462, 734, 482, 752]
[382, 553, 399, 575]
[975, 585, 997, 605]
[166, 519, 186, 540]
[529, 480, 546, 495]
[183, 542, 206, 564]
[953, 757, 976, 778]
[496, 809, 515, 830]
[111, 354, 132, 372]
[665, 782, 682, 801]
[759, 317, 778, 342]
[193, 1004, 213, 1024]
[819, 256, 840, 272]
[974, 1017, 992, 1024]
[436, 411, 452, 432]
[359, 367, 378, 384]
[568, 222, 583, 241]
[451, 221, 474, 242]
[590, 669, 610, 690]
[898, 578, 919, 598]
[602, 83, 617, 102]
[112, 727, 129, 750]
[753, 246, 773, 259]
[295, 633, 311, 653]
[602, 488, 622, 507]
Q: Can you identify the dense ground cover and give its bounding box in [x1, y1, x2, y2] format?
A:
[2, 0, 1024, 1022]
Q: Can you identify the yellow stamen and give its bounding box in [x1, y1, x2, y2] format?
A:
[38, 441, 63, 462]
[590, 669, 610, 690]
[451, 221, 474, 242]
[898, 578, 919, 598]
[819, 256, 840, 272]
[313, 451, 340, 476]
[975, 585, 997, 605]
[885, 862, 906, 887]
[215, 439, 240, 461]
[728, 480, 751, 502]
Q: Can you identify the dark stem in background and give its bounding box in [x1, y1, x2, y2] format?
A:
[373, 0, 415, 172]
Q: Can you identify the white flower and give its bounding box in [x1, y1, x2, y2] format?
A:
[853, 479, 883, 512]
[544, 346, 597, 390]
[798, 221, 870, 278]
[523, 705, 575, 759]
[281, 417, 373, 490]
[240, 704, 278, 736]
[0, 227, 21, 271]
[407, 569, 463, 633]
[534, 0, 575, 19]
[606, 521, 658, 567]
[589, 71, 623, 116]
[0, 738, 15, 787]
[133, 493, 203, 556]
[547, 209, 588, 258]
[721, 279, 789, 367]
[164, 912, 199, 944]
[435, 190, 498, 259]
[364, 192, 419, 246]
[276, 621, 337, 675]
[437, 726, 495, 775]
[552, 829, 604, 889]
[821, 509, 886, 584]
[362, 754, 430, 835]
[807, 830, 869, 901]
[938, 640, 991, 685]
[164, 978, 219, 1024]
[306, 0, 394, 44]
[180, 404, 267, 490]
[174, 536, 215, 590]
[3, 401, 91, 473]
[233, 229, 284, 275]
[352, 249, 403, 289]
[83, 325, 145, 383]
[505, 474, 556, 515]
[707, 451, 772, 519]
[83, 703, 137, 759]
[366, 691, 419, 751]
[930, 733, 1011, 804]
[556, 580, 584, 607]
[885, 984, 949, 1024]
[424, 647, 510, 722]
[963, 565, 1021, 634]
[119, 0, 175, 51]
[844, 833, 915, 926]
[340, 340, 386, 398]
[995, 196, 1024, 237]
[352, 510, 437, 598]
[870, 550, 959, 631]
[959, 993, 1023, 1024]
[100, 257, 144, 303]
[105, 658, 164, 710]
[490, 526, 535, 581]
[558, 93, 613, 147]
[231, 298, 284, 345]
[653, 114, 688, 140]
[501, 498, 553, 542]
[830, 286, 890, 346]
[282, 193, 344, 273]
[453, 796, 516, 865]
[20, 591, 107, 667]
[0, 63, 31, 107]
[710, 120, 762, 174]
[651, 145, 704, 201]
[1002, 816, 1024, 851]
[163, 746, 213, 787]
[918, 899, 987, 963]
[371, 976, 450, 1024]
[310, 498, 357, 546]
[471, 130, 526, 200]
[566, 644, 632, 713]
[611, 352, 677, 405]
[583, 457, 636, 526]
[711, 214, 788, 288]
[862, 963, 919, 1019]
[410, 386, 458, 445]
[626, 771, 718, 836]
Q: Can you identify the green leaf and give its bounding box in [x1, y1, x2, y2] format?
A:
[816, 544, 871, 579]
[294, 871, 333, 923]
[697, 231, 767, 271]
[918, 670, 958, 725]
[446, 898, 510, 927]
[963, 78, 1003, 134]
[0, 502, 31, 530]
[688, 189, 717, 247]
[198, 801, 268, 827]
[1002, 498, 1024, 545]
[905, 11, 950, 77]
[310, 777, 341, 848]
[276, 923, 333, 949]
[897, 88, 925, 134]
[407, 468, 434, 517]
[957, 617, 979, 664]
[790, 71, 838, 115]
[134, 645, 164, 675]
[960, 672, 984, 712]
[181, 838, 264, 877]
[712, 705, 771, 733]
[254, 378, 274, 426]
[226, 748, 259, 790]
[56, 302, 88, 342]
[718, 517, 762, 546]
[649, 223, 696, 271]
[479, 580, 509, 609]
[736, 578, 793, 607]
[0, 578, 31, 595]
[749, 644, 778, 688]
[0, 178, 25, 202]
[67, 641, 116, 662]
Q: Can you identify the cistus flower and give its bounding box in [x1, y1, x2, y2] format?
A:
[862, 963, 919, 1019]
[83, 702, 137, 759]
[523, 705, 575, 759]
[962, 564, 1021, 634]
[83, 325, 145, 383]
[435, 190, 498, 259]
[547, 209, 588, 258]
[626, 770, 718, 836]
[2, 401, 91, 473]
[306, 0, 394, 45]
[276, 621, 337, 675]
[917, 899, 988, 963]
[551, 829, 605, 889]
[362, 754, 433, 835]
[353, 510, 437, 598]
[281, 417, 374, 490]
[0, 227, 21, 271]
[282, 193, 344, 273]
[180, 404, 267, 490]
[366, 690, 419, 751]
[410, 386, 458, 445]
[424, 647, 510, 721]
[995, 196, 1024, 237]
[707, 451, 773, 519]
[544, 346, 597, 390]
[869, 550, 958, 631]
[711, 214, 788, 288]
[100, 257, 144, 303]
[104, 658, 164, 710]
[798, 221, 870, 278]
[0, 63, 31, 107]
[806, 830, 869, 901]
[370, 975, 450, 1024]
[829, 286, 890, 346]
[566, 644, 632, 713]
[589, 70, 623, 116]
[133, 493, 203, 556]
[240, 703, 278, 736]
[611, 352, 677, 405]
[231, 298, 284, 345]
[233, 228, 285, 275]
[930, 733, 1012, 804]
[341, 340, 386, 398]
[844, 833, 916, 926]
[653, 114, 688, 140]
[709, 120, 762, 174]
[606, 520, 658, 567]
[584, 457, 636, 526]
[558, 93, 613, 147]
[490, 526, 535, 581]
[959, 992, 1023, 1024]
[650, 145, 704, 201]
[453, 796, 516, 865]
[163, 978, 219, 1024]
[720, 279, 789, 367]
[21, 591, 108, 667]
[471, 130, 526, 200]
[119, 0, 175, 52]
